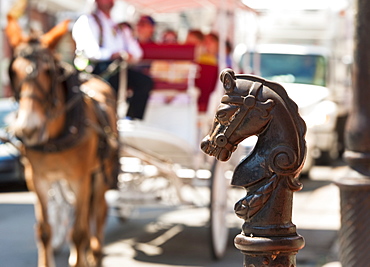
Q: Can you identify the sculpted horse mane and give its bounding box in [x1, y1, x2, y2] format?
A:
[6, 16, 119, 267]
[202, 69, 306, 258]
[227, 71, 306, 187]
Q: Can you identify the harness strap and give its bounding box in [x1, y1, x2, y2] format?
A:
[91, 13, 103, 47]
[221, 81, 263, 143]
[85, 95, 119, 188]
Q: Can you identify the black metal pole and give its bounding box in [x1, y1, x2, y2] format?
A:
[336, 1, 370, 266]
[233, 176, 305, 267]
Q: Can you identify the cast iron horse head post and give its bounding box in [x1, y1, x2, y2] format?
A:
[201, 69, 306, 266]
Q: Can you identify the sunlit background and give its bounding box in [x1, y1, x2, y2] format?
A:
[0, 0, 355, 175]
[0, 1, 357, 266]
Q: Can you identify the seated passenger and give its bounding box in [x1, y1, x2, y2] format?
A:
[135, 15, 156, 44]
[160, 29, 178, 44]
[184, 29, 204, 61]
[72, 0, 153, 120]
[198, 32, 219, 66]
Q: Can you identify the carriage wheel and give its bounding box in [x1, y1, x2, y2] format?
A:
[209, 159, 229, 260]
[48, 181, 73, 252]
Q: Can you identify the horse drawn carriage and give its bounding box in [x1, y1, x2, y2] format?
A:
[112, 42, 245, 260]
[4, 14, 247, 266]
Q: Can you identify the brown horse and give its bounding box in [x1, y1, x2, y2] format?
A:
[6, 16, 119, 267]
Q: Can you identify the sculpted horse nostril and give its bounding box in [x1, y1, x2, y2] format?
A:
[217, 148, 232, 161]
[200, 139, 211, 152]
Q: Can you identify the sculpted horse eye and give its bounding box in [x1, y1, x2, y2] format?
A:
[217, 109, 235, 122]
[216, 104, 240, 123]
[217, 111, 227, 119]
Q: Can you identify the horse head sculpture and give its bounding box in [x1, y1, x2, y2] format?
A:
[201, 69, 306, 184]
[202, 69, 306, 264]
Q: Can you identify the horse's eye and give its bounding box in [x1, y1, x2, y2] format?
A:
[216, 105, 239, 124]
[216, 110, 232, 124]
[217, 111, 227, 119]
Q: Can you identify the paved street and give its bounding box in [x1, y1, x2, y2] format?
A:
[0, 163, 345, 267]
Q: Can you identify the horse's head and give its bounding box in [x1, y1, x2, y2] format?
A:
[201, 69, 275, 161]
[6, 16, 70, 146]
[201, 69, 306, 179]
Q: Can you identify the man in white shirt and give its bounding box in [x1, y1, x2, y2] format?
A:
[72, 0, 153, 120]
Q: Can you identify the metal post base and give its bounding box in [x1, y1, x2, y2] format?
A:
[235, 233, 304, 267]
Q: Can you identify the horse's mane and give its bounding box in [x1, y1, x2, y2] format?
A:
[264, 79, 307, 166]
[237, 74, 307, 167]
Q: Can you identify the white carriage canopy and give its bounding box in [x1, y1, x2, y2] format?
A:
[121, 0, 253, 13]
[119, 0, 258, 114]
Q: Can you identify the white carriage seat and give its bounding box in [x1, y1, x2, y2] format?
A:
[120, 44, 199, 168]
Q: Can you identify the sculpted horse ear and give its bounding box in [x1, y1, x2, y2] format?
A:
[5, 15, 26, 47]
[220, 68, 236, 93]
[40, 20, 70, 50]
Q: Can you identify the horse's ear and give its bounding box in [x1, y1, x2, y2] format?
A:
[40, 20, 70, 50]
[5, 15, 25, 48]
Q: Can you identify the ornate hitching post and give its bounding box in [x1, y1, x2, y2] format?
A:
[201, 69, 306, 266]
[336, 0, 370, 266]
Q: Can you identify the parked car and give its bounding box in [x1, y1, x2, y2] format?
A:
[0, 98, 24, 184]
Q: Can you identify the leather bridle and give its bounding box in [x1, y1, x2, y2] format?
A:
[8, 41, 64, 118]
[212, 74, 263, 154]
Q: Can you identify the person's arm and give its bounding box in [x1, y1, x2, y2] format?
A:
[122, 27, 143, 63]
[72, 14, 112, 61]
